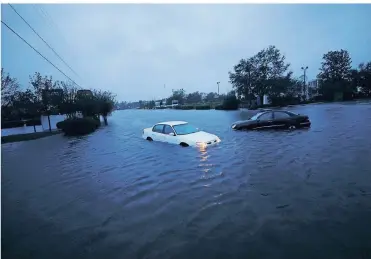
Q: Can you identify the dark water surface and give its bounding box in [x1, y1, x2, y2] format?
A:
[2, 102, 371, 259]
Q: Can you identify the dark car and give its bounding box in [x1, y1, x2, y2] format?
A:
[231, 110, 311, 130]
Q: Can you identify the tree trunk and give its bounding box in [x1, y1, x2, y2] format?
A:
[47, 114, 52, 132]
[103, 116, 108, 126]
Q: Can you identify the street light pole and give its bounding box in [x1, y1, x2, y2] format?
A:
[301, 66, 308, 100]
[217, 81, 220, 95]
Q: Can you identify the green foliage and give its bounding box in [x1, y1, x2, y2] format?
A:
[1, 68, 117, 129]
[1, 120, 26, 129]
[356, 62, 371, 96]
[317, 49, 353, 101]
[186, 91, 203, 104]
[1, 68, 20, 109]
[57, 117, 101, 136]
[216, 91, 240, 110]
[195, 105, 211, 110]
[229, 45, 292, 104]
[166, 89, 186, 105]
[174, 105, 194, 110]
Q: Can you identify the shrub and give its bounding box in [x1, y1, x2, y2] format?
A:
[56, 120, 64, 129]
[57, 117, 101, 136]
[195, 105, 211, 110]
[215, 93, 240, 110]
[174, 105, 194, 110]
[1, 120, 26, 129]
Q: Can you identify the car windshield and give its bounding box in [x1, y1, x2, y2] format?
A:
[173, 123, 198, 135]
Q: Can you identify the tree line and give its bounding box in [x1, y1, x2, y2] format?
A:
[229, 46, 371, 106]
[119, 46, 371, 111]
[1, 69, 116, 128]
[118, 90, 230, 110]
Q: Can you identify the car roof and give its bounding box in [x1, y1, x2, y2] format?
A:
[156, 121, 188, 126]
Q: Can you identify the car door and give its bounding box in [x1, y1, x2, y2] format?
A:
[163, 125, 178, 144]
[257, 112, 274, 129]
[151, 124, 165, 141]
[273, 111, 294, 129]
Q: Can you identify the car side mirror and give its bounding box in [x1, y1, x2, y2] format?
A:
[169, 132, 175, 136]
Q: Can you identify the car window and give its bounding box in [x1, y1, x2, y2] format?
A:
[274, 112, 292, 119]
[173, 123, 198, 135]
[250, 112, 264, 120]
[258, 112, 273, 121]
[164, 125, 175, 135]
[152, 124, 164, 133]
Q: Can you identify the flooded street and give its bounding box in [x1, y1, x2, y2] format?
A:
[2, 101, 371, 259]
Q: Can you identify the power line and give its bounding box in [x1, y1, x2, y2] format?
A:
[1, 20, 81, 87]
[8, 4, 81, 80]
[33, 4, 70, 46]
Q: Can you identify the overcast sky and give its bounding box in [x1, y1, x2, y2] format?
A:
[2, 4, 371, 102]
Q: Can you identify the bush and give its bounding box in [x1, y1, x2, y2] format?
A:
[2, 118, 42, 128]
[57, 117, 101, 136]
[174, 105, 194, 110]
[195, 105, 211, 110]
[1, 120, 26, 129]
[215, 93, 240, 110]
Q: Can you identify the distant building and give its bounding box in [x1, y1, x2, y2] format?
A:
[256, 94, 271, 106]
[172, 100, 179, 107]
[307, 79, 320, 99]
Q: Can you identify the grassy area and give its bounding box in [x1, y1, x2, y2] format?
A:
[1, 130, 62, 144]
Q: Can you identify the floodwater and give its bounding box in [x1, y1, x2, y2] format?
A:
[2, 101, 371, 259]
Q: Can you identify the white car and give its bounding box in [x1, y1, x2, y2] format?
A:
[142, 121, 221, 148]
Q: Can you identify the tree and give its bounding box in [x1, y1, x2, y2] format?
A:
[93, 90, 116, 125]
[166, 89, 186, 105]
[148, 100, 156, 109]
[221, 90, 240, 110]
[358, 62, 371, 96]
[29, 72, 62, 131]
[1, 68, 19, 109]
[229, 46, 291, 105]
[229, 58, 255, 103]
[204, 92, 218, 103]
[317, 49, 353, 101]
[13, 89, 42, 117]
[186, 91, 203, 104]
[58, 81, 80, 118]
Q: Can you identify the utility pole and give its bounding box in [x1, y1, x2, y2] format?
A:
[42, 84, 52, 132]
[301, 66, 308, 101]
[217, 81, 220, 95]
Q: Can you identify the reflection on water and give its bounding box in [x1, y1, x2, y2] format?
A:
[2, 102, 371, 259]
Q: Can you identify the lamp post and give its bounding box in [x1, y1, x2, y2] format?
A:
[217, 81, 220, 95]
[301, 66, 308, 100]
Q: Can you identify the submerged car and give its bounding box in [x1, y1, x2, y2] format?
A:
[231, 110, 311, 130]
[142, 121, 221, 148]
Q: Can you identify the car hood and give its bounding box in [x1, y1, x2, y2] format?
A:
[181, 131, 218, 143]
